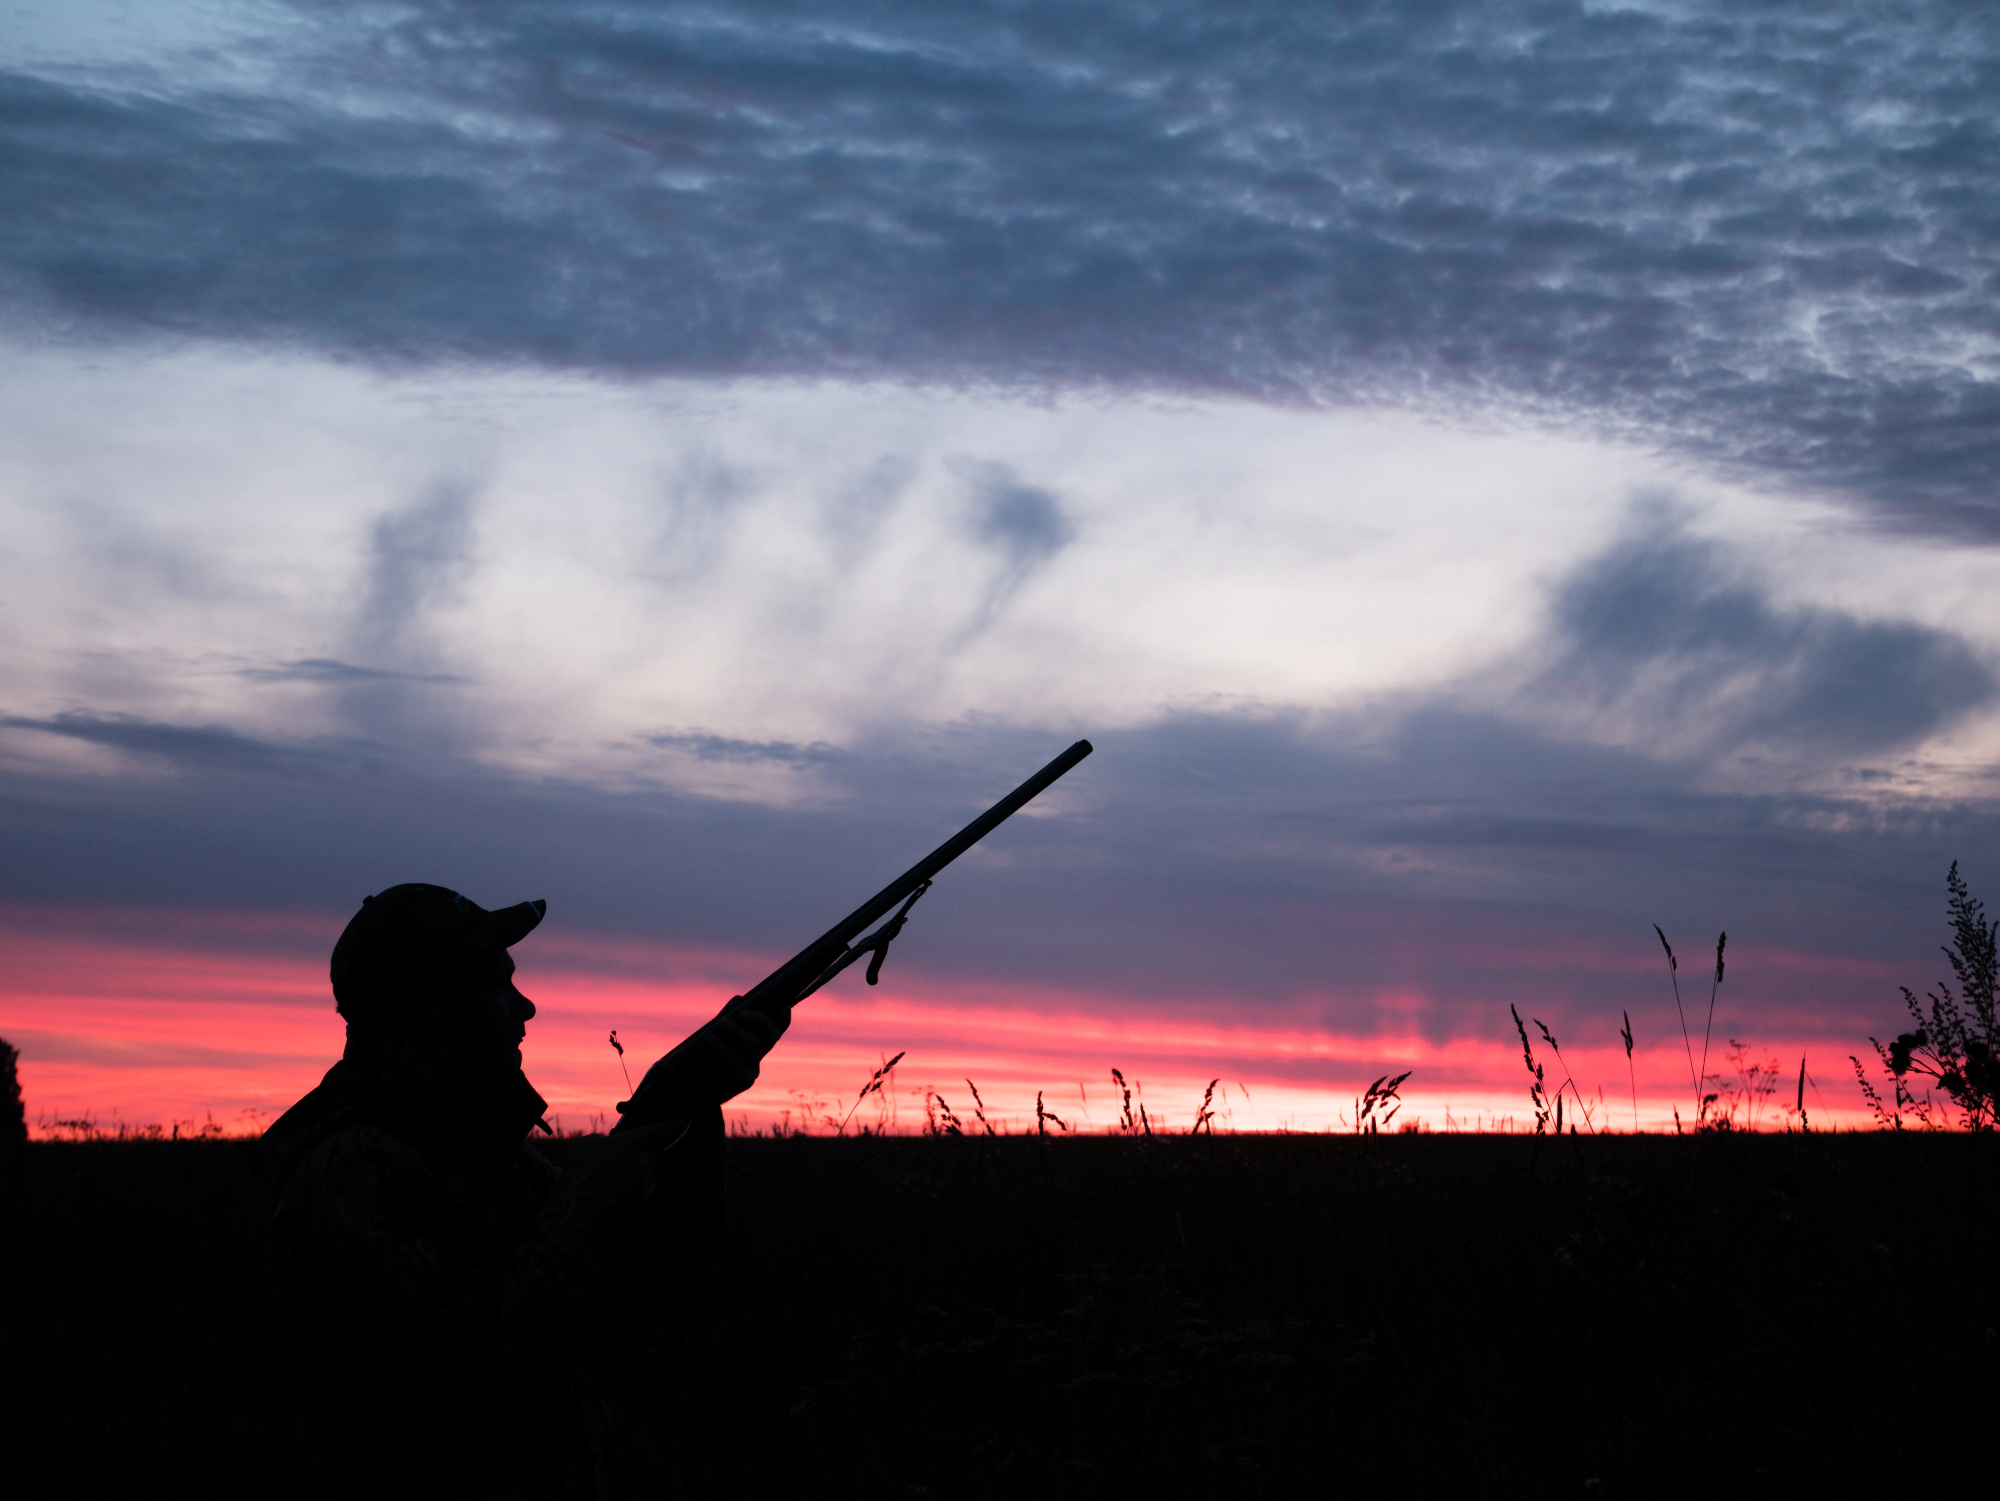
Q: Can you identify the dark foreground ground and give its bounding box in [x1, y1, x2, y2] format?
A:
[5, 1130, 1996, 1497]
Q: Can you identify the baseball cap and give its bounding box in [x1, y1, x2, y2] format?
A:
[331, 883, 546, 1025]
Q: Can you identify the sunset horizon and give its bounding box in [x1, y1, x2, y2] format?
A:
[3, 877, 1915, 1137]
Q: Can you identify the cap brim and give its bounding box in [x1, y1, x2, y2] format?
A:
[487, 898, 546, 949]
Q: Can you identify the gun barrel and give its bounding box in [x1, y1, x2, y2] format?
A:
[728, 737, 1093, 1018]
[821, 737, 1094, 964]
[615, 739, 1092, 1126]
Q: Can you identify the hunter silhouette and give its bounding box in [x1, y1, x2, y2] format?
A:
[263, 884, 783, 1499]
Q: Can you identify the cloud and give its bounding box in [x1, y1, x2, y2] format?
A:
[241, 659, 465, 686]
[818, 455, 915, 569]
[646, 731, 849, 766]
[961, 461, 1074, 568]
[356, 478, 477, 662]
[319, 477, 486, 748]
[643, 453, 756, 587]
[0, 710, 341, 775]
[2, 674, 1993, 1050]
[3, 3, 1999, 533]
[1532, 507, 1998, 759]
[948, 457, 1075, 636]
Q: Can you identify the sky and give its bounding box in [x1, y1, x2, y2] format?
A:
[5, 0, 1999, 1133]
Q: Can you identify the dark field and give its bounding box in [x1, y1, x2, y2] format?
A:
[6, 1131, 1995, 1497]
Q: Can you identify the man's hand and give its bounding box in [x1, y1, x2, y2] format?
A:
[612, 995, 794, 1128]
[674, 997, 791, 1105]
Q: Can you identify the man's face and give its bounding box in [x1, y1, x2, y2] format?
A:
[456, 954, 536, 1065]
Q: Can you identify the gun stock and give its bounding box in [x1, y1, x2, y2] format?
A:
[614, 739, 1092, 1127]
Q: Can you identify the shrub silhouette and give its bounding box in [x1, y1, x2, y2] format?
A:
[0, 1036, 23, 1154]
[1860, 862, 2000, 1130]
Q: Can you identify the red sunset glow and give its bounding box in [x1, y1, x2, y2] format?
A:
[6, 907, 1879, 1136]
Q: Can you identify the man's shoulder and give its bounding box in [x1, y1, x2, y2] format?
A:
[274, 1116, 443, 1240]
[278, 1106, 553, 1228]
[262, 1064, 450, 1216]
[266, 1058, 396, 1144]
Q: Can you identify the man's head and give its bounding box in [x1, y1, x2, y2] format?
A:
[331, 885, 546, 1058]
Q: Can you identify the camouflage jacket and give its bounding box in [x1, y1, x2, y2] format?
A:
[264, 1037, 720, 1499]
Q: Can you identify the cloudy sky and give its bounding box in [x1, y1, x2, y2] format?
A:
[5, 0, 1999, 1132]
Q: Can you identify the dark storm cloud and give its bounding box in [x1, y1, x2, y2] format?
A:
[1542, 510, 1997, 753]
[5, 2, 1999, 532]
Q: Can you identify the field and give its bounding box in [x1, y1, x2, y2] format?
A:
[6, 1130, 1995, 1497]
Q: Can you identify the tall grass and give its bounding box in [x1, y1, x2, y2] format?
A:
[1654, 925, 1726, 1128]
[1189, 1079, 1220, 1136]
[1621, 1010, 1638, 1132]
[1511, 1005, 1552, 1134]
[608, 1029, 634, 1097]
[1352, 1071, 1410, 1134]
[836, 1051, 904, 1136]
[30, 1109, 257, 1142]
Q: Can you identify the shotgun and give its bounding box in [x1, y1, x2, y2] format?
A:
[612, 739, 1092, 1129]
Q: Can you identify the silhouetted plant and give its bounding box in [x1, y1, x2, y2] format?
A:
[779, 1089, 840, 1136]
[1188, 1079, 1220, 1135]
[924, 1088, 966, 1137]
[1655, 925, 1726, 1126]
[964, 1078, 999, 1136]
[1533, 1018, 1595, 1132]
[1353, 1071, 1411, 1135]
[1035, 1090, 1071, 1136]
[1620, 1010, 1639, 1132]
[1511, 1005, 1551, 1134]
[1863, 861, 1999, 1130]
[1850, 1051, 1936, 1131]
[1110, 1068, 1137, 1134]
[1701, 1040, 1781, 1132]
[1701, 932, 1726, 1122]
[0, 1036, 23, 1154]
[608, 1029, 634, 1097]
[837, 1051, 905, 1136]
